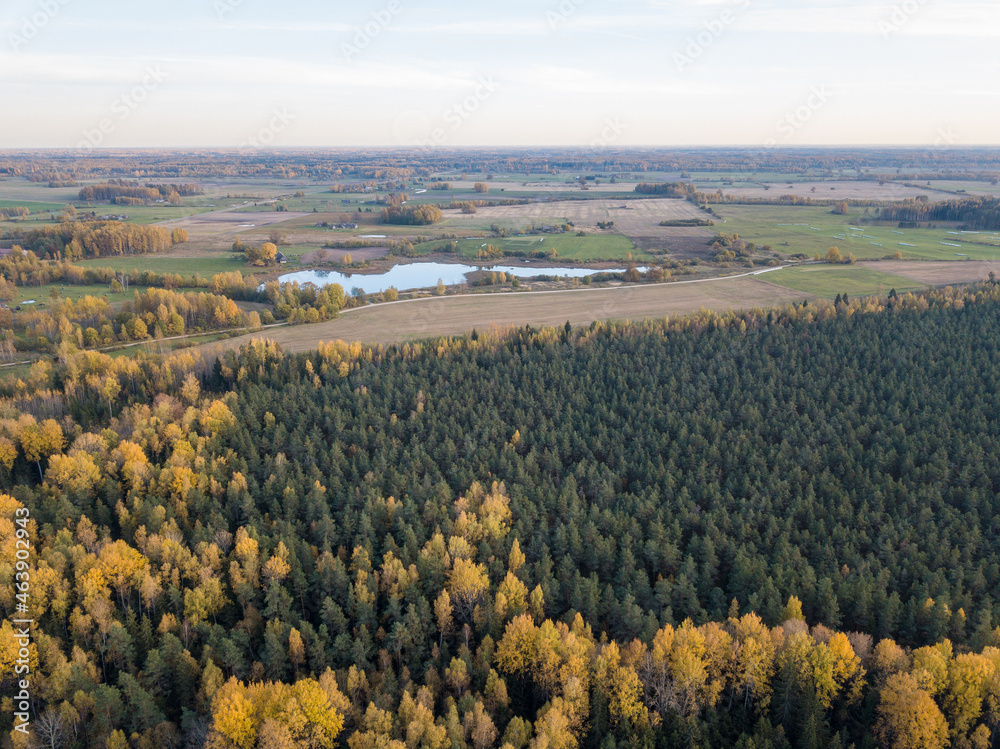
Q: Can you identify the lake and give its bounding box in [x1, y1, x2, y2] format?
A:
[275, 262, 640, 295]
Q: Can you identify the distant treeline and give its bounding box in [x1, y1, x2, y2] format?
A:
[27, 170, 79, 184]
[635, 182, 697, 198]
[874, 196, 1000, 230]
[875, 172, 1000, 184]
[380, 204, 443, 225]
[636, 182, 827, 208]
[78, 180, 203, 203]
[10, 146, 1000, 181]
[660, 218, 715, 227]
[636, 182, 841, 207]
[446, 198, 531, 209]
[321, 238, 414, 252]
[635, 183, 992, 215]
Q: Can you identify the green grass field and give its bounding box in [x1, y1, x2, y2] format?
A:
[0, 199, 68, 212]
[3, 204, 225, 228]
[0, 180, 82, 204]
[715, 205, 1000, 261]
[76, 204, 223, 225]
[921, 181, 1000, 197]
[415, 234, 642, 261]
[10, 283, 151, 307]
[765, 266, 924, 299]
[80, 255, 246, 276]
[0, 362, 34, 381]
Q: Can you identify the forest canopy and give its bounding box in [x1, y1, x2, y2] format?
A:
[1, 284, 1000, 748]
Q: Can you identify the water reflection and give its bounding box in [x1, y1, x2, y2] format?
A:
[275, 262, 641, 295]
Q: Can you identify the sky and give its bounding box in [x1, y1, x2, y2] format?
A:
[0, 0, 998, 148]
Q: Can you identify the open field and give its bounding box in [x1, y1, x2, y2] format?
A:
[0, 177, 320, 204]
[417, 234, 640, 261]
[864, 259, 1000, 285]
[152, 209, 316, 253]
[716, 205, 1000, 260]
[0, 199, 67, 212]
[80, 255, 246, 276]
[193, 181, 318, 200]
[921, 181, 1000, 197]
[0, 180, 82, 204]
[0, 362, 33, 381]
[190, 256, 1000, 356]
[195, 275, 810, 352]
[158, 209, 314, 235]
[8, 283, 151, 307]
[433, 179, 646, 194]
[1, 204, 224, 231]
[301, 247, 393, 263]
[701, 180, 932, 202]
[688, 172, 868, 183]
[82, 205, 221, 225]
[437, 198, 715, 255]
[765, 266, 923, 299]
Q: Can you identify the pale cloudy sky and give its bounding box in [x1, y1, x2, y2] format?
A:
[0, 0, 998, 148]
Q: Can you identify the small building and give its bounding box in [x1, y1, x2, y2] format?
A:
[275, 252, 288, 264]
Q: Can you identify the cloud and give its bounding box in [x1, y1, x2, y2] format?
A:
[515, 65, 737, 96]
[217, 21, 355, 32]
[395, 20, 550, 36]
[0, 51, 484, 92]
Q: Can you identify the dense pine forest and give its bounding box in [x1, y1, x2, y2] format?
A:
[2, 285, 1000, 748]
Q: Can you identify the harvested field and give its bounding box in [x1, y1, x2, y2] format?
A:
[863, 260, 1000, 285]
[712, 181, 933, 202]
[159, 209, 312, 236]
[196, 274, 809, 353]
[439, 198, 716, 256]
[153, 209, 315, 254]
[444, 180, 644, 193]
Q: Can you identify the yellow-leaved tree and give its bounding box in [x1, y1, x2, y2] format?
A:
[447, 557, 490, 623]
[208, 677, 345, 749]
[875, 672, 950, 749]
